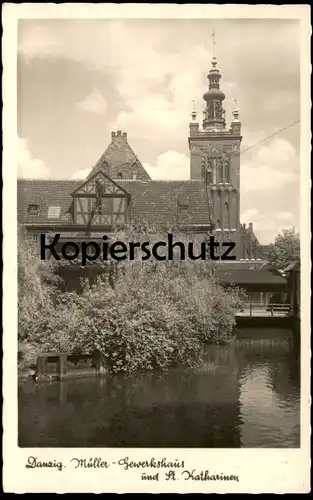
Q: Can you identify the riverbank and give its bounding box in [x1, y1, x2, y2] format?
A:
[18, 327, 297, 383]
[18, 338, 300, 448]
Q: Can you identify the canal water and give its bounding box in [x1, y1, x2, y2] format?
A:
[18, 332, 300, 448]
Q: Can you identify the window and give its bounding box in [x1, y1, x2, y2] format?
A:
[224, 161, 229, 183]
[206, 169, 212, 184]
[212, 158, 217, 184]
[218, 160, 223, 183]
[117, 172, 123, 179]
[102, 161, 109, 174]
[224, 202, 229, 228]
[47, 206, 61, 219]
[177, 196, 189, 210]
[28, 203, 39, 215]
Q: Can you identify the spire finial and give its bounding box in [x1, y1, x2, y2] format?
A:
[211, 28, 217, 67]
[212, 28, 216, 57]
[191, 100, 197, 121]
[232, 97, 240, 121]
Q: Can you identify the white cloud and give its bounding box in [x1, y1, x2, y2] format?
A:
[18, 138, 50, 179]
[241, 138, 299, 193]
[72, 167, 92, 180]
[19, 25, 61, 61]
[110, 43, 212, 142]
[241, 207, 297, 243]
[144, 150, 190, 180]
[76, 89, 107, 115]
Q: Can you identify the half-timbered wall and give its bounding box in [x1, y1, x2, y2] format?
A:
[72, 170, 130, 228]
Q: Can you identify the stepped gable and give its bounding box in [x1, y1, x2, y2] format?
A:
[17, 179, 211, 228]
[88, 130, 151, 181]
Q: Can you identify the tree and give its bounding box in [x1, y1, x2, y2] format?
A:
[268, 227, 300, 272]
[18, 226, 62, 369]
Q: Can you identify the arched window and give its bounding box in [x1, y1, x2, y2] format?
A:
[206, 169, 212, 184]
[224, 161, 229, 183]
[218, 160, 223, 183]
[102, 161, 109, 175]
[224, 201, 229, 228]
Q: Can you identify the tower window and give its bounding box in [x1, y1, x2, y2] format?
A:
[206, 169, 212, 184]
[218, 160, 223, 183]
[224, 161, 230, 183]
[224, 201, 229, 227]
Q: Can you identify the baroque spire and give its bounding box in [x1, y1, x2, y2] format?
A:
[202, 29, 226, 131]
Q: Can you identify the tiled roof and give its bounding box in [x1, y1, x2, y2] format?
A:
[216, 268, 287, 286]
[18, 179, 79, 225]
[17, 178, 212, 227]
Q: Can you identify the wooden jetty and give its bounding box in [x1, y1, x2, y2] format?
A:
[235, 302, 295, 328]
[35, 350, 106, 382]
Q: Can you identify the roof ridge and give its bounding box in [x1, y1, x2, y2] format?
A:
[17, 178, 81, 182]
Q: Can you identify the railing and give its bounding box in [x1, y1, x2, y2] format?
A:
[236, 303, 291, 317]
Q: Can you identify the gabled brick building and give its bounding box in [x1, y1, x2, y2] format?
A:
[18, 55, 263, 262]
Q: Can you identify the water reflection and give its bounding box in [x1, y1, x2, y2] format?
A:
[18, 335, 300, 448]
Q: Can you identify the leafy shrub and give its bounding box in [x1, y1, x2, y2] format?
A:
[18, 225, 244, 373]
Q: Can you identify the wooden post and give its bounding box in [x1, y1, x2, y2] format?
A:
[57, 354, 67, 380]
[36, 356, 47, 379]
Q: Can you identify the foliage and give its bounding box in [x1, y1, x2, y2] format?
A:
[268, 227, 300, 272]
[18, 225, 244, 374]
[18, 226, 62, 345]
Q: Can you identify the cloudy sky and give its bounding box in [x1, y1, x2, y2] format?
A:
[17, 18, 300, 243]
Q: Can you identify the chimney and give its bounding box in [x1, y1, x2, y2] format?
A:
[249, 222, 253, 233]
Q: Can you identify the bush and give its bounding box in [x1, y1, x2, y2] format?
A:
[18, 225, 244, 373]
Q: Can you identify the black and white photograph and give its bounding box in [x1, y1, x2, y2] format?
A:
[2, 3, 311, 494]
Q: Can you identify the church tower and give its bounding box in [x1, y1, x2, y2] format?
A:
[188, 34, 242, 244]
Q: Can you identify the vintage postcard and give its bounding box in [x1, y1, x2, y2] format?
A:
[2, 3, 311, 494]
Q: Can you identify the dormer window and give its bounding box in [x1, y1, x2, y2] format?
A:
[28, 203, 39, 215]
[177, 196, 189, 210]
[47, 206, 61, 219]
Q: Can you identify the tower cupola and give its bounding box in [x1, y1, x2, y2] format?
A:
[202, 31, 226, 131]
